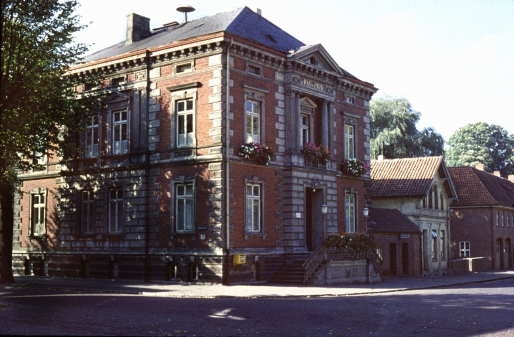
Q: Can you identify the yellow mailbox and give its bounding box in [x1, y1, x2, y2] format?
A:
[233, 254, 246, 266]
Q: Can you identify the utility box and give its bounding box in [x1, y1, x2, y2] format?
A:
[233, 254, 246, 266]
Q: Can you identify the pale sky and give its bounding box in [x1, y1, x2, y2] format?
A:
[73, 0, 514, 143]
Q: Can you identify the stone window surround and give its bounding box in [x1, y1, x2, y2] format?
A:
[245, 61, 262, 76]
[84, 113, 101, 158]
[168, 83, 199, 149]
[105, 97, 131, 156]
[108, 186, 124, 234]
[244, 176, 267, 240]
[342, 113, 359, 161]
[170, 175, 197, 237]
[344, 187, 359, 233]
[29, 187, 47, 237]
[243, 86, 267, 145]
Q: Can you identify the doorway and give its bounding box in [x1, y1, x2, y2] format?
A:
[305, 188, 324, 252]
[402, 243, 409, 275]
[390, 243, 397, 276]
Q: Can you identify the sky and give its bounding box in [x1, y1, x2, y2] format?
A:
[73, 0, 514, 143]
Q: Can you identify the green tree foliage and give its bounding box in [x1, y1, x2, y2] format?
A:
[1, 0, 98, 283]
[370, 96, 444, 159]
[445, 122, 514, 176]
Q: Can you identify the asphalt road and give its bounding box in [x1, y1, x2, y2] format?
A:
[1, 278, 513, 336]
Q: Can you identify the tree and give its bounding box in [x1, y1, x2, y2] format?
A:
[1, 0, 98, 283]
[445, 122, 514, 176]
[370, 96, 444, 159]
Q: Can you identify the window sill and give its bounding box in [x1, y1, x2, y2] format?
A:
[103, 233, 126, 240]
[244, 232, 267, 240]
[29, 234, 47, 240]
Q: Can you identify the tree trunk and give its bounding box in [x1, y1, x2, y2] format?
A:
[0, 181, 15, 284]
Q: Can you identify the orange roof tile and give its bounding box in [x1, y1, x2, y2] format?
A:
[370, 156, 443, 197]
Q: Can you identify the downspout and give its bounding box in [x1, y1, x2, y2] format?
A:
[144, 50, 151, 282]
[223, 38, 233, 285]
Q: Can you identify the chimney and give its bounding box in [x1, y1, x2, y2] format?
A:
[475, 163, 484, 171]
[493, 171, 501, 177]
[255, 8, 262, 16]
[377, 155, 385, 161]
[508, 175, 514, 183]
[126, 13, 150, 45]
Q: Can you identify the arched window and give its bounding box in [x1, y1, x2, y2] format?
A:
[440, 192, 444, 211]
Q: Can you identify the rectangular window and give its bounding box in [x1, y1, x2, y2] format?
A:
[176, 98, 194, 146]
[248, 64, 261, 75]
[85, 115, 99, 158]
[31, 193, 46, 235]
[175, 183, 194, 233]
[496, 211, 499, 226]
[81, 190, 94, 233]
[113, 110, 128, 154]
[440, 230, 446, 259]
[301, 113, 310, 146]
[109, 188, 124, 233]
[246, 100, 260, 143]
[345, 193, 356, 233]
[345, 96, 355, 104]
[176, 63, 192, 73]
[376, 244, 383, 259]
[246, 184, 261, 232]
[459, 241, 470, 257]
[344, 124, 355, 159]
[431, 230, 438, 260]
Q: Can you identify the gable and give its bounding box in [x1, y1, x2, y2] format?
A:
[293, 44, 343, 75]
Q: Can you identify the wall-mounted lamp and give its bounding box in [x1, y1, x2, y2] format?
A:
[363, 207, 369, 218]
[321, 204, 328, 215]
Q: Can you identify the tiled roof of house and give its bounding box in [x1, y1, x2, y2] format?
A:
[448, 166, 514, 207]
[370, 156, 444, 198]
[83, 7, 305, 63]
[369, 208, 420, 233]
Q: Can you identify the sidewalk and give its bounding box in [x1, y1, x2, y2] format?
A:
[4, 270, 514, 298]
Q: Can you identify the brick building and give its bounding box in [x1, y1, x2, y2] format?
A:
[448, 166, 514, 270]
[12, 7, 377, 282]
[370, 156, 457, 276]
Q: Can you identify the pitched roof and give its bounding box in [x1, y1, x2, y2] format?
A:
[369, 208, 420, 234]
[370, 156, 445, 198]
[83, 7, 305, 63]
[448, 166, 514, 207]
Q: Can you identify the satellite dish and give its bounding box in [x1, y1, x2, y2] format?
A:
[177, 5, 195, 23]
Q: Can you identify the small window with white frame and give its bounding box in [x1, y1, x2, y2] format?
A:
[245, 100, 261, 143]
[30, 189, 47, 236]
[345, 192, 356, 233]
[176, 98, 195, 147]
[85, 115, 99, 158]
[459, 241, 470, 257]
[176, 62, 193, 74]
[345, 96, 355, 104]
[109, 188, 124, 233]
[112, 110, 128, 154]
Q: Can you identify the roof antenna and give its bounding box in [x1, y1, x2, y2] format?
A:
[177, 5, 195, 23]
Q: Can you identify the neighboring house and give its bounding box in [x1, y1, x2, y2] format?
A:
[12, 7, 377, 283]
[368, 208, 421, 276]
[370, 156, 457, 276]
[448, 165, 514, 270]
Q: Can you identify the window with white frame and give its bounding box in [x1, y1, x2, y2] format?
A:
[109, 188, 124, 233]
[112, 110, 128, 154]
[345, 96, 355, 104]
[175, 182, 195, 233]
[246, 183, 261, 232]
[431, 230, 438, 259]
[301, 113, 310, 146]
[459, 241, 470, 257]
[81, 190, 95, 233]
[345, 193, 356, 233]
[85, 115, 99, 158]
[344, 124, 355, 160]
[31, 191, 46, 235]
[176, 98, 195, 147]
[246, 100, 260, 143]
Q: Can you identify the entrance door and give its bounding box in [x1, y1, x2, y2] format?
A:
[402, 243, 409, 275]
[390, 243, 397, 276]
[422, 230, 429, 273]
[305, 188, 324, 252]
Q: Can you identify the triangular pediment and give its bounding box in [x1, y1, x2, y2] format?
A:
[104, 92, 131, 104]
[293, 44, 342, 75]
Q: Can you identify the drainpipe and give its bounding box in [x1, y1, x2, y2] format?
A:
[223, 38, 233, 285]
[144, 50, 151, 282]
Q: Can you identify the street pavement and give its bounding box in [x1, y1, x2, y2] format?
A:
[5, 270, 514, 298]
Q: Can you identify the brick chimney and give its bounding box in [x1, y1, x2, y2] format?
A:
[493, 171, 501, 177]
[508, 175, 514, 183]
[377, 155, 385, 161]
[475, 163, 484, 171]
[126, 13, 150, 45]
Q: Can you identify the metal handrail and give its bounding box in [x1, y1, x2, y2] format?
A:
[302, 244, 327, 284]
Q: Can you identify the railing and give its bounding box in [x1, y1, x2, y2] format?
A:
[326, 248, 367, 260]
[368, 248, 383, 276]
[303, 158, 327, 170]
[302, 244, 327, 284]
